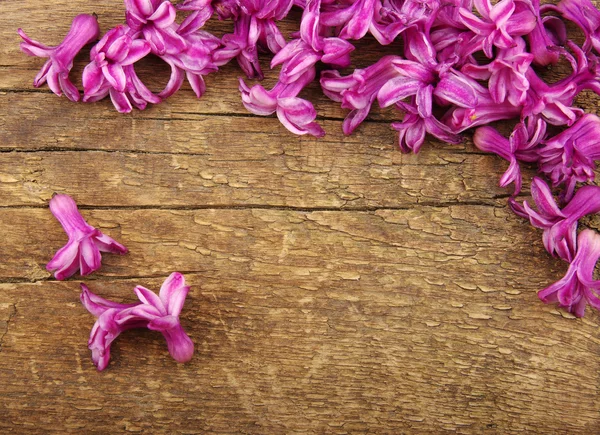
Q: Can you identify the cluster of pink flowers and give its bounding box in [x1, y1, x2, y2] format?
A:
[21, 0, 600, 320]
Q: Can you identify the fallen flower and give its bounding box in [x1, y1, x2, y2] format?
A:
[537, 113, 600, 201]
[82, 25, 161, 112]
[81, 272, 194, 371]
[510, 177, 600, 261]
[18, 14, 100, 101]
[47, 194, 128, 280]
[538, 229, 600, 317]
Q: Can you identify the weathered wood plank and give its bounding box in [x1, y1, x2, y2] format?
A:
[1, 265, 599, 433]
[0, 205, 561, 287]
[0, 146, 513, 208]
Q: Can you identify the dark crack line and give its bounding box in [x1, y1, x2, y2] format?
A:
[0, 200, 508, 212]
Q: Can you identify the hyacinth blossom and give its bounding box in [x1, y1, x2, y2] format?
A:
[82, 25, 160, 112]
[510, 178, 600, 262]
[537, 113, 600, 201]
[47, 194, 128, 280]
[18, 14, 100, 101]
[538, 229, 600, 317]
[473, 117, 546, 193]
[458, 0, 537, 58]
[81, 273, 194, 370]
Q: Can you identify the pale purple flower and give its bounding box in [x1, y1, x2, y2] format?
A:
[526, 0, 566, 66]
[320, 55, 405, 135]
[545, 0, 600, 53]
[473, 117, 546, 193]
[443, 82, 521, 132]
[369, 0, 441, 45]
[81, 273, 194, 371]
[538, 229, 600, 317]
[510, 177, 600, 261]
[212, 0, 292, 78]
[391, 110, 461, 153]
[459, 0, 537, 58]
[462, 37, 533, 106]
[159, 28, 220, 98]
[537, 113, 600, 200]
[320, 0, 377, 40]
[47, 194, 128, 280]
[82, 25, 160, 112]
[239, 70, 325, 136]
[18, 14, 100, 101]
[125, 0, 187, 55]
[521, 40, 597, 127]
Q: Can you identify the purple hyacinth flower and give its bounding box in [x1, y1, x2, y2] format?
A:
[159, 27, 220, 99]
[546, 0, 600, 53]
[537, 113, 600, 201]
[321, 55, 405, 135]
[82, 25, 161, 112]
[459, 0, 537, 58]
[239, 70, 325, 137]
[47, 194, 128, 280]
[473, 117, 546, 193]
[81, 273, 194, 371]
[538, 229, 600, 317]
[18, 14, 100, 101]
[212, 0, 292, 79]
[510, 177, 600, 261]
[125, 0, 187, 55]
[320, 0, 377, 40]
[526, 0, 566, 66]
[370, 0, 441, 45]
[462, 37, 533, 106]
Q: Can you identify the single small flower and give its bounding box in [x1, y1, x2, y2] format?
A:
[462, 36, 533, 106]
[369, 0, 440, 45]
[239, 69, 325, 137]
[545, 0, 600, 53]
[320, 0, 378, 41]
[526, 0, 566, 66]
[538, 229, 600, 317]
[18, 14, 100, 101]
[81, 273, 194, 371]
[473, 117, 546, 193]
[82, 25, 161, 112]
[47, 194, 128, 280]
[537, 113, 600, 201]
[459, 0, 537, 58]
[321, 55, 405, 135]
[125, 0, 187, 55]
[510, 177, 600, 261]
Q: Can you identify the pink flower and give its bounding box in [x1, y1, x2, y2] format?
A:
[81, 273, 194, 371]
[459, 0, 537, 58]
[239, 70, 325, 137]
[538, 229, 600, 317]
[82, 25, 160, 112]
[18, 14, 100, 101]
[321, 55, 405, 135]
[47, 194, 128, 280]
[462, 37, 533, 106]
[510, 178, 600, 261]
[538, 113, 600, 200]
[473, 118, 546, 193]
[125, 0, 187, 55]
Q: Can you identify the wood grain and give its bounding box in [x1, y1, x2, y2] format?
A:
[1, 0, 600, 434]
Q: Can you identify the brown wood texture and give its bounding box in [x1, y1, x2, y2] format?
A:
[1, 1, 600, 434]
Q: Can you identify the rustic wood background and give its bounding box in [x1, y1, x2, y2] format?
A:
[1, 1, 600, 433]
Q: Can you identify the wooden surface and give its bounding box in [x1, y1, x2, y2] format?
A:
[2, 2, 600, 434]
